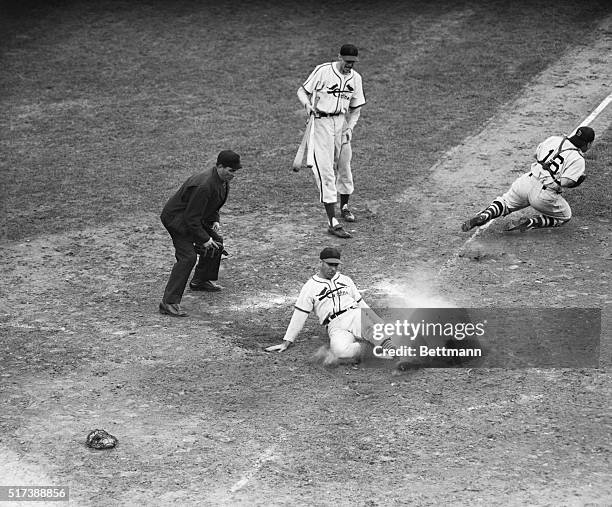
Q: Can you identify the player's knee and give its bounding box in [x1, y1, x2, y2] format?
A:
[330, 340, 361, 360]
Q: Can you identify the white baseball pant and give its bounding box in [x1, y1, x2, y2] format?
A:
[310, 115, 354, 203]
[500, 173, 571, 220]
[326, 307, 384, 359]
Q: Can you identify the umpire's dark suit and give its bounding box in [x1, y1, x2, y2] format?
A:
[160, 167, 228, 305]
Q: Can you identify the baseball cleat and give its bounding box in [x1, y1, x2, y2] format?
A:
[506, 220, 530, 232]
[461, 213, 488, 232]
[327, 224, 352, 238]
[159, 301, 188, 317]
[341, 206, 356, 222]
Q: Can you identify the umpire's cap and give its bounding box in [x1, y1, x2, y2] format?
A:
[216, 150, 242, 170]
[320, 247, 342, 264]
[569, 126, 595, 148]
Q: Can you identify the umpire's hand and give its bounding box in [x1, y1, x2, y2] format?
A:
[194, 237, 221, 256]
[203, 237, 221, 249]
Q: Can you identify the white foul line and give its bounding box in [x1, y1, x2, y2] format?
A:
[439, 91, 612, 278]
[229, 446, 277, 493]
[572, 92, 612, 134]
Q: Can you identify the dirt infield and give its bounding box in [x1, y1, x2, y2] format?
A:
[1, 1, 611, 506]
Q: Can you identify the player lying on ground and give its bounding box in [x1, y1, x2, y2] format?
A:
[461, 126, 595, 233]
[265, 247, 394, 364]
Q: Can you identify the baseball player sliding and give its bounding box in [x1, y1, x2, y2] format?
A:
[295, 44, 366, 239]
[265, 247, 394, 364]
[462, 126, 595, 232]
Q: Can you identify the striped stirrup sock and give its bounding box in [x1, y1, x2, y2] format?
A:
[521, 216, 565, 230]
[480, 199, 505, 220]
[380, 339, 395, 351]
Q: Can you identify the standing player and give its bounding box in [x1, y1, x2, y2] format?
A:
[265, 247, 394, 364]
[461, 126, 595, 232]
[297, 44, 366, 239]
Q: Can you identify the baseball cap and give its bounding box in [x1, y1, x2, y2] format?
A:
[320, 247, 342, 264]
[340, 44, 359, 62]
[574, 126, 595, 144]
[216, 150, 242, 170]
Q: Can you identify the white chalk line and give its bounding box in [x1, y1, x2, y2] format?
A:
[226, 394, 545, 494]
[572, 92, 612, 134]
[3, 322, 69, 332]
[229, 446, 278, 493]
[438, 91, 612, 280]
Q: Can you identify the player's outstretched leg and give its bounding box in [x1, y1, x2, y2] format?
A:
[461, 199, 505, 232]
[506, 215, 568, 232]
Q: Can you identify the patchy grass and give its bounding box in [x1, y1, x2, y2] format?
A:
[1, 0, 610, 240]
[1, 1, 611, 505]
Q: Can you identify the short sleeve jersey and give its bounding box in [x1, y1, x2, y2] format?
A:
[294, 273, 363, 324]
[302, 62, 366, 115]
[530, 135, 586, 185]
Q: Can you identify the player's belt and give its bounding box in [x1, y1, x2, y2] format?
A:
[323, 306, 358, 326]
[528, 173, 560, 193]
[316, 111, 342, 117]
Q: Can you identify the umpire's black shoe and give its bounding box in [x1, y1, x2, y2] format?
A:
[461, 213, 488, 232]
[327, 224, 352, 238]
[159, 301, 188, 317]
[189, 280, 222, 292]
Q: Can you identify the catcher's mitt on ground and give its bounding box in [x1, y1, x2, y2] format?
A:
[86, 429, 118, 450]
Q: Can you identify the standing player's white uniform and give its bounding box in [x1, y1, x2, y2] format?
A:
[499, 135, 586, 220]
[301, 63, 366, 203]
[282, 272, 380, 359]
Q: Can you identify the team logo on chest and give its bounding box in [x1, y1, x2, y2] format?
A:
[317, 283, 349, 301]
[326, 83, 354, 100]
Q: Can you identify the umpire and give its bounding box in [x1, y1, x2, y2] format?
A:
[159, 150, 241, 317]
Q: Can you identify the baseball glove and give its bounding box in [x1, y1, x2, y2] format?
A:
[86, 429, 118, 450]
[573, 174, 587, 187]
